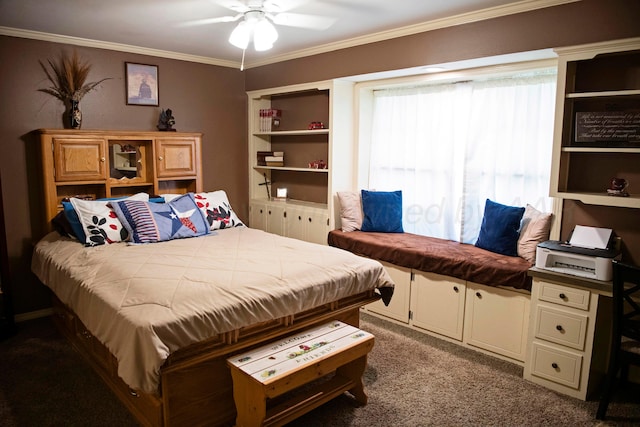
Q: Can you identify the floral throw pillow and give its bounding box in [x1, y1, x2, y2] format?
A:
[69, 192, 149, 246]
[194, 191, 245, 230]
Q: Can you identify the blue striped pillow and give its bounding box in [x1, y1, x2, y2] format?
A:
[112, 193, 209, 244]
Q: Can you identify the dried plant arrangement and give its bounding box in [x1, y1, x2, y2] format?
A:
[39, 50, 110, 102]
[39, 50, 111, 128]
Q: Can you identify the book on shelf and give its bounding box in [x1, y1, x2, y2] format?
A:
[259, 108, 282, 132]
[265, 154, 284, 167]
[257, 151, 272, 166]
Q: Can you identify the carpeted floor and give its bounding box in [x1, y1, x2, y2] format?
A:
[1, 313, 639, 426]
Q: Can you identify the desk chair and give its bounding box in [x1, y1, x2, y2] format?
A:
[596, 260, 640, 420]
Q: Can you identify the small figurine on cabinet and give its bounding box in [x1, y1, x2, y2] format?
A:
[157, 108, 176, 131]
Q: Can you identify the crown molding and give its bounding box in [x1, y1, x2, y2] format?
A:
[243, 0, 580, 68]
[1, 0, 580, 70]
[0, 26, 240, 68]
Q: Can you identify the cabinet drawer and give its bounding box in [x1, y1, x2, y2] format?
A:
[537, 281, 590, 310]
[534, 305, 588, 350]
[530, 341, 583, 389]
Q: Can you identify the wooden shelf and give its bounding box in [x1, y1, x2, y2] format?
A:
[566, 89, 640, 98]
[254, 129, 329, 136]
[253, 166, 329, 173]
[553, 191, 640, 208]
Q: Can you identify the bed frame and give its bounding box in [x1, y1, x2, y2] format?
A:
[36, 129, 380, 426]
[51, 291, 377, 426]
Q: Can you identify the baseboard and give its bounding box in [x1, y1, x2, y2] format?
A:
[15, 308, 53, 322]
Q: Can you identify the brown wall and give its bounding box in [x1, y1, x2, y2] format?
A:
[1, 0, 640, 316]
[0, 36, 248, 315]
[245, 0, 640, 90]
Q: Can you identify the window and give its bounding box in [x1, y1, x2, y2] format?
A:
[364, 67, 557, 243]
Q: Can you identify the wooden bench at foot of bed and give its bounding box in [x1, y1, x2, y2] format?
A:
[50, 290, 379, 427]
[227, 321, 374, 427]
[328, 230, 533, 363]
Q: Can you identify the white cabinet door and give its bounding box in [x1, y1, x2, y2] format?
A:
[266, 204, 285, 235]
[366, 261, 411, 323]
[411, 272, 466, 341]
[304, 209, 329, 245]
[249, 202, 267, 231]
[285, 205, 306, 241]
[463, 282, 530, 362]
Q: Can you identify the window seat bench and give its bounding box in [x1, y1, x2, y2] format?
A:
[328, 229, 533, 363]
[328, 230, 532, 290]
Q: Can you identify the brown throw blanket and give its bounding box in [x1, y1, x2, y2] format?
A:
[328, 230, 532, 290]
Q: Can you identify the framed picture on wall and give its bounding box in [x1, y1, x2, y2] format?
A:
[125, 62, 159, 106]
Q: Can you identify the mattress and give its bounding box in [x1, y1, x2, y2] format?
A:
[32, 227, 394, 393]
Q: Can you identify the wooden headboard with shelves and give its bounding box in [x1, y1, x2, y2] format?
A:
[38, 129, 203, 229]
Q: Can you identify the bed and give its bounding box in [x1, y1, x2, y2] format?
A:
[32, 225, 393, 426]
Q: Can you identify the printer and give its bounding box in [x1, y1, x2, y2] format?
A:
[535, 225, 621, 281]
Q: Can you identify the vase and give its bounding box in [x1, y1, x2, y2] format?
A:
[69, 100, 82, 129]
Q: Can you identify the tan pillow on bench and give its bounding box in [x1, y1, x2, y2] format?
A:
[518, 204, 552, 264]
[337, 191, 363, 232]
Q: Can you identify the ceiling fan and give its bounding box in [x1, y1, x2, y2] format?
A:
[181, 0, 336, 53]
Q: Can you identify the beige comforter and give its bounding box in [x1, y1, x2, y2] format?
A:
[32, 227, 394, 393]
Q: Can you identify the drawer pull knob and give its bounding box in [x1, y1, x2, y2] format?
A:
[453, 286, 459, 292]
[556, 325, 564, 332]
[559, 293, 567, 300]
[475, 292, 482, 299]
[551, 362, 559, 369]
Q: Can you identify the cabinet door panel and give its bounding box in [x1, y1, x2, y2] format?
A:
[266, 204, 285, 235]
[250, 202, 267, 232]
[285, 206, 306, 241]
[304, 209, 329, 245]
[367, 262, 410, 323]
[54, 138, 107, 181]
[463, 282, 530, 362]
[411, 272, 466, 340]
[156, 139, 197, 177]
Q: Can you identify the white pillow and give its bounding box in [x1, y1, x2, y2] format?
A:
[517, 204, 552, 264]
[194, 191, 245, 230]
[337, 191, 363, 232]
[70, 192, 150, 246]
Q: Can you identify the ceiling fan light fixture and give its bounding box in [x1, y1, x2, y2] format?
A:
[253, 19, 278, 51]
[228, 20, 251, 50]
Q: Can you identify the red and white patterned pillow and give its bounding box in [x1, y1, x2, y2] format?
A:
[69, 192, 149, 246]
[193, 190, 245, 231]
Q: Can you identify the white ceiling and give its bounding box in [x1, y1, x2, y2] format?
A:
[0, 0, 575, 69]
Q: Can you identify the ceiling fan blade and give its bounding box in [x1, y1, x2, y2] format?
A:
[270, 12, 336, 30]
[215, 0, 251, 13]
[176, 14, 243, 27]
[263, 0, 312, 13]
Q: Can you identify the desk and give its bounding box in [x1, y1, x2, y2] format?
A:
[524, 268, 612, 400]
[227, 321, 374, 427]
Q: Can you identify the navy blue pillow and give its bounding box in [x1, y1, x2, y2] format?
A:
[360, 190, 404, 233]
[475, 199, 525, 257]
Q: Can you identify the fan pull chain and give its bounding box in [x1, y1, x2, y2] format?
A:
[240, 48, 246, 71]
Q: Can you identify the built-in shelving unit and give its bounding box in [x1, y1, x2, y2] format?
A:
[549, 37, 640, 209]
[247, 80, 355, 244]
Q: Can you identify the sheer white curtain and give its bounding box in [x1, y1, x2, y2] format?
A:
[368, 70, 556, 243]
